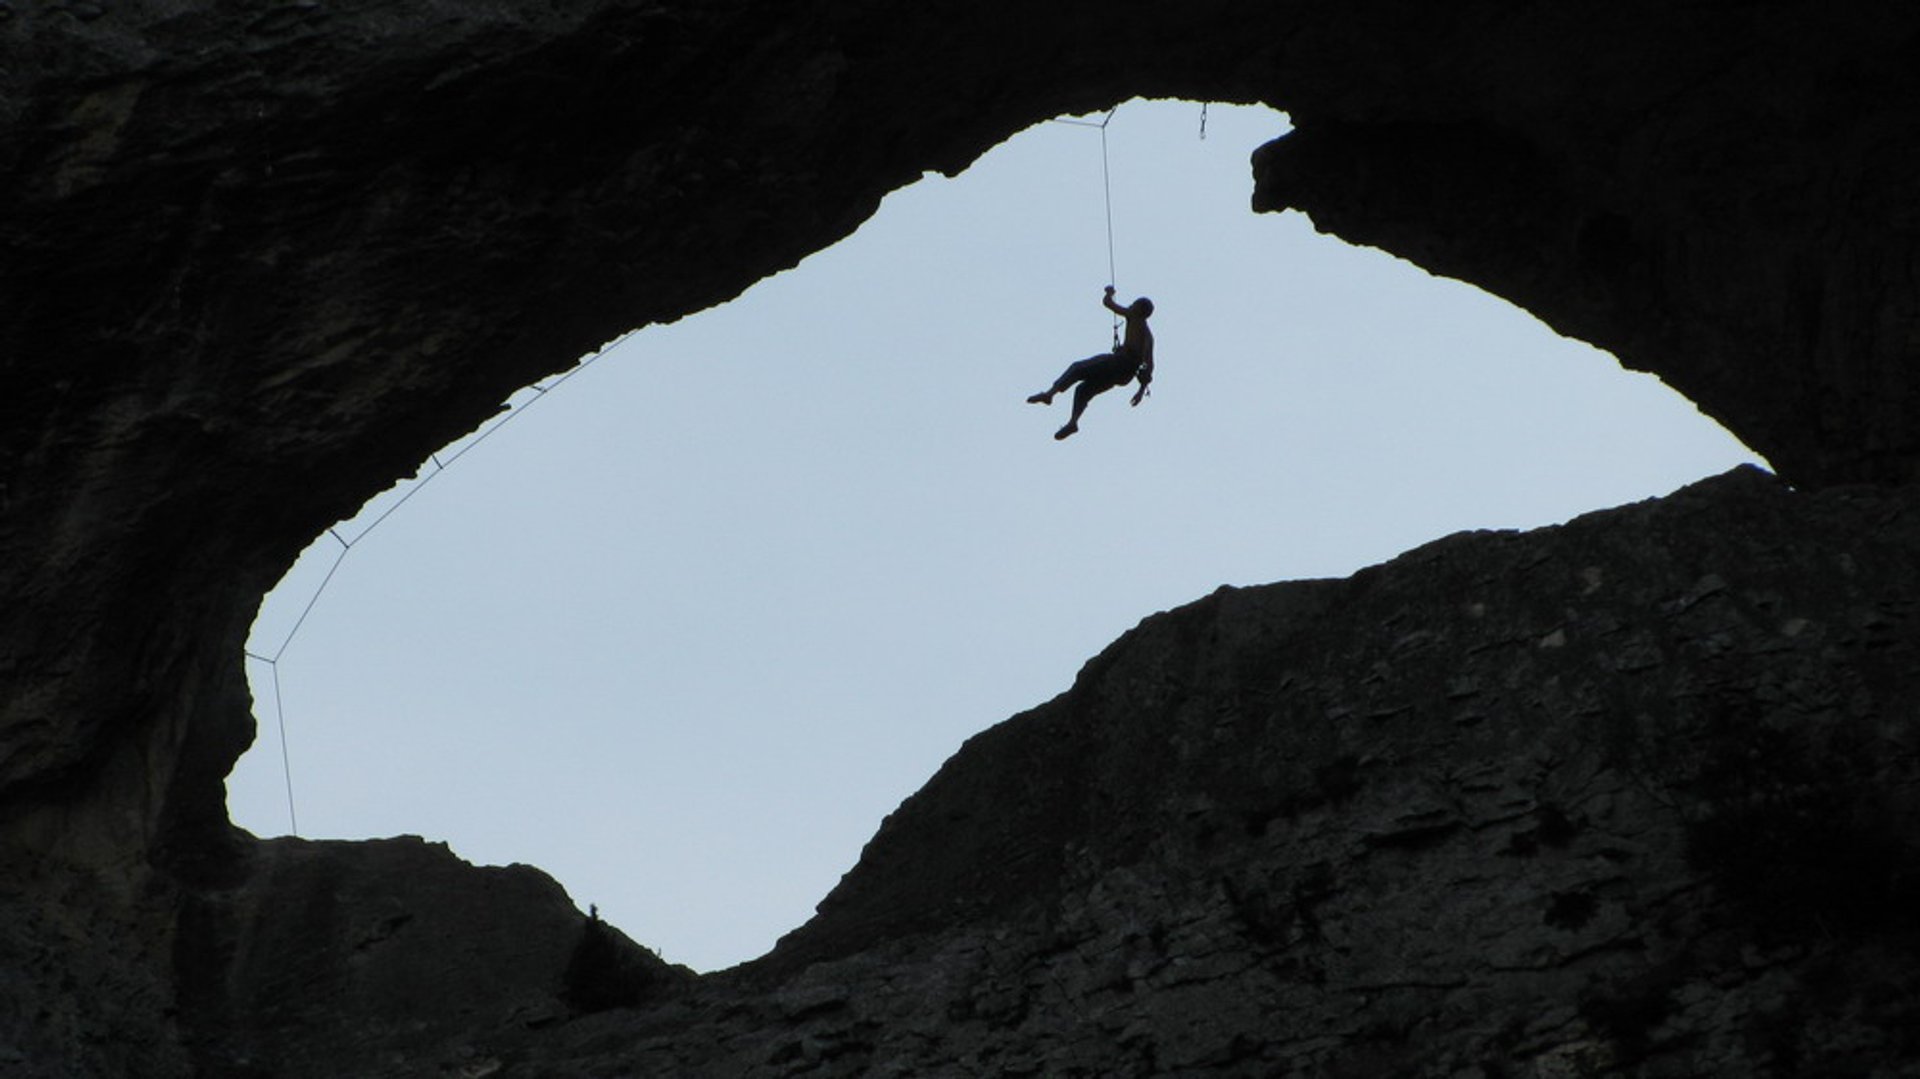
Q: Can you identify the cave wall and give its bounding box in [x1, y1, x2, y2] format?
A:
[3, 2, 1919, 1076]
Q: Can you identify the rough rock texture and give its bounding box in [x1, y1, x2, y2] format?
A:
[173, 836, 689, 1077]
[120, 467, 1918, 1079]
[1247, 3, 1920, 490]
[692, 466, 1919, 1078]
[4, 2, 1920, 1076]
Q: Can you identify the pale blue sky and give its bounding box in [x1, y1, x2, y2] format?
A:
[231, 102, 1761, 972]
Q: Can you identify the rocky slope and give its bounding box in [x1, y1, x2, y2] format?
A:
[495, 466, 1917, 1079]
[3, 2, 1919, 1076]
[142, 466, 1920, 1078]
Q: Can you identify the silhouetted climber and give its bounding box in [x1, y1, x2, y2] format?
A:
[1027, 286, 1155, 440]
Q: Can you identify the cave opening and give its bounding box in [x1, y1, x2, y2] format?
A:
[227, 101, 1761, 973]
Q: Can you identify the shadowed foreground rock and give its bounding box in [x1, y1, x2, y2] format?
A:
[172, 837, 691, 1076]
[444, 465, 1910, 1078]
[108, 466, 1915, 1078]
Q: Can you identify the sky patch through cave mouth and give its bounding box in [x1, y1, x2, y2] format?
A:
[232, 101, 1761, 974]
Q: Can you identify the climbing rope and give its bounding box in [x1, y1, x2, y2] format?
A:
[240, 328, 639, 837]
[1052, 105, 1123, 347]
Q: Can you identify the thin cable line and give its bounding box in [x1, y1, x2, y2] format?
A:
[340, 459, 446, 546]
[1101, 118, 1118, 290]
[271, 663, 298, 837]
[270, 543, 350, 663]
[1100, 115, 1120, 346]
[1051, 107, 1123, 346]
[246, 325, 644, 837]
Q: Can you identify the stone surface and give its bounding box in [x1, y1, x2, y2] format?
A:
[462, 467, 1918, 1077]
[3, 3, 1920, 1076]
[173, 836, 690, 1078]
